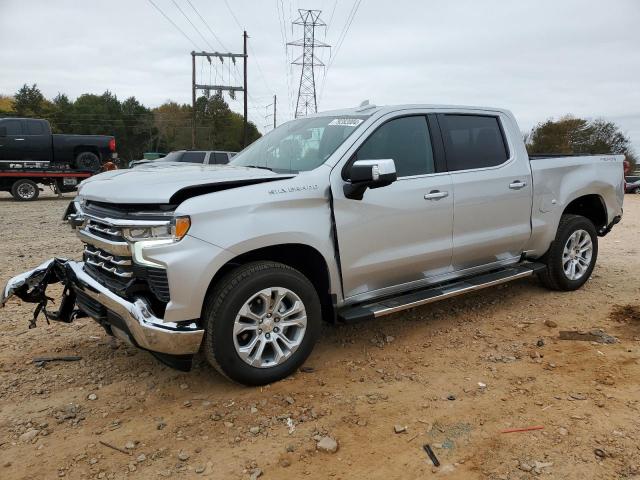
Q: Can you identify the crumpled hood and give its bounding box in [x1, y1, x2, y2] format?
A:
[78, 164, 292, 204]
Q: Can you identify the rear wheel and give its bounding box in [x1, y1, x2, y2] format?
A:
[73, 151, 100, 171]
[11, 179, 39, 201]
[538, 214, 598, 291]
[202, 261, 321, 385]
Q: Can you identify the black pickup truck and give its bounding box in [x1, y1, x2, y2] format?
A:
[0, 118, 116, 171]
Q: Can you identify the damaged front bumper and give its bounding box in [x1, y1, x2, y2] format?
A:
[2, 259, 204, 357]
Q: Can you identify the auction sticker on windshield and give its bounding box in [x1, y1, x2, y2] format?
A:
[328, 118, 364, 127]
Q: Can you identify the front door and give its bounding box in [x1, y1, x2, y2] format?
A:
[332, 114, 454, 300]
[0, 119, 25, 162]
[437, 113, 533, 270]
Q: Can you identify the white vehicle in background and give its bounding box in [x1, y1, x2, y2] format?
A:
[2, 103, 625, 386]
[130, 150, 236, 168]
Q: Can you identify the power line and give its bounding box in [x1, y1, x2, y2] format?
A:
[223, 0, 244, 31]
[326, 0, 338, 36]
[171, 0, 214, 51]
[146, 0, 199, 49]
[320, 0, 362, 103]
[185, 0, 229, 51]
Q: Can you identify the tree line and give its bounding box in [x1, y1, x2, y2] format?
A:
[525, 115, 636, 170]
[0, 84, 261, 161]
[1, 84, 636, 170]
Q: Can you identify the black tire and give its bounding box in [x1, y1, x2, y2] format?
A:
[538, 214, 598, 291]
[11, 179, 39, 201]
[73, 151, 100, 171]
[202, 261, 321, 385]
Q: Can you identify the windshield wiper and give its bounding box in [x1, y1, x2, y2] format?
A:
[244, 165, 273, 171]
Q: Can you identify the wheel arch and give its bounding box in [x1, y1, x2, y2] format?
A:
[73, 145, 101, 160]
[562, 194, 608, 234]
[202, 243, 336, 323]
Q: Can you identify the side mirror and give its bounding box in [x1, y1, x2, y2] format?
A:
[0, 126, 6, 137]
[344, 159, 397, 200]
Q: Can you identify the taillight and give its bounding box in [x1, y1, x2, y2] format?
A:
[109, 138, 116, 152]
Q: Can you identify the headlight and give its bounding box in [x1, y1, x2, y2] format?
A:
[123, 216, 191, 242]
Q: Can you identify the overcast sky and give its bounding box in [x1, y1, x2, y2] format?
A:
[1, 0, 639, 149]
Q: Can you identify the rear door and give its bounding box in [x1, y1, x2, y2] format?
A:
[332, 113, 454, 300]
[23, 119, 51, 161]
[437, 112, 532, 271]
[0, 119, 25, 161]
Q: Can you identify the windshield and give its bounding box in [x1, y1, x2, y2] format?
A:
[230, 115, 369, 173]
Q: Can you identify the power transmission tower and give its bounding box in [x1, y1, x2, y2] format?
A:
[287, 10, 330, 118]
[191, 31, 249, 148]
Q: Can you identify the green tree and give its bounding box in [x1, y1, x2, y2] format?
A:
[153, 101, 192, 152]
[0, 95, 14, 115]
[13, 83, 46, 116]
[527, 115, 636, 169]
[194, 93, 260, 151]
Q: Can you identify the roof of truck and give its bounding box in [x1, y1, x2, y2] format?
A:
[313, 103, 512, 117]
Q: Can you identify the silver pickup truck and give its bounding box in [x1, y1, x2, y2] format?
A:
[2, 104, 624, 385]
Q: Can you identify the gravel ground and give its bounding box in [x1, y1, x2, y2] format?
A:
[1, 191, 639, 480]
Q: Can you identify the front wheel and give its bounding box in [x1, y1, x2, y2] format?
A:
[11, 179, 39, 201]
[538, 214, 598, 291]
[202, 261, 321, 385]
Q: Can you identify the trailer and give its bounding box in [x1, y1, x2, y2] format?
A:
[0, 160, 96, 201]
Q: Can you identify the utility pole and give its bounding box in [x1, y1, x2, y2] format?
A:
[273, 94, 276, 129]
[191, 52, 196, 149]
[287, 10, 330, 118]
[243, 31, 248, 147]
[190, 33, 249, 149]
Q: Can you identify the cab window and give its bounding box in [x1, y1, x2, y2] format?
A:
[439, 114, 509, 171]
[355, 116, 435, 177]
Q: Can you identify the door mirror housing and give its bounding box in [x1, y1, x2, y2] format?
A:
[344, 159, 397, 200]
[0, 126, 6, 137]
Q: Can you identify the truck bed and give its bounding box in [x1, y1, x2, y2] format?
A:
[526, 153, 625, 256]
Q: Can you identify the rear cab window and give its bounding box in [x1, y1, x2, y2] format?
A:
[438, 114, 509, 171]
[26, 120, 46, 135]
[213, 152, 229, 164]
[179, 151, 206, 163]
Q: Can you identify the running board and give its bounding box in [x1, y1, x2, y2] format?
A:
[338, 262, 545, 323]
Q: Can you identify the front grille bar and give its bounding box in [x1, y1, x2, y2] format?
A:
[85, 258, 133, 278]
[84, 247, 131, 266]
[87, 223, 122, 237]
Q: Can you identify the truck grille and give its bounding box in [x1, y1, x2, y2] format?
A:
[83, 245, 133, 293]
[85, 219, 126, 242]
[79, 221, 171, 304]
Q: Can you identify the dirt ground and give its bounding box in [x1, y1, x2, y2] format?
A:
[1, 191, 639, 480]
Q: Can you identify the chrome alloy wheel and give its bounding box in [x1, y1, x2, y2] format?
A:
[17, 182, 36, 199]
[562, 229, 593, 280]
[233, 287, 307, 368]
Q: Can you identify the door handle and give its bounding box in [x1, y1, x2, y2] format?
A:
[14, 138, 25, 141]
[509, 180, 527, 190]
[424, 190, 449, 200]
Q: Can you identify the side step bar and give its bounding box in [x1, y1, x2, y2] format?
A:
[338, 262, 546, 323]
